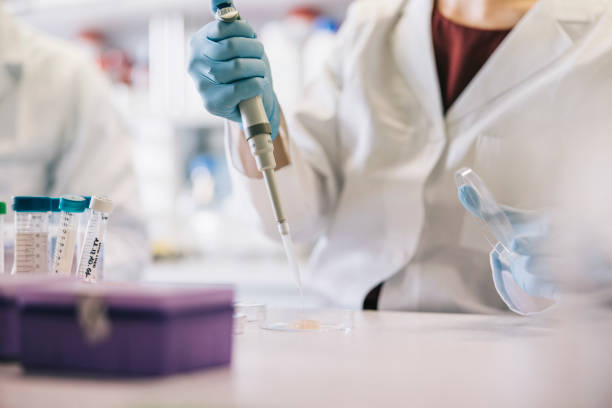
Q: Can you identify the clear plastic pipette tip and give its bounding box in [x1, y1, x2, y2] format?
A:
[278, 222, 303, 297]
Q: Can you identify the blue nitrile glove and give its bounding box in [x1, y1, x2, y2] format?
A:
[459, 185, 558, 308]
[188, 1, 281, 139]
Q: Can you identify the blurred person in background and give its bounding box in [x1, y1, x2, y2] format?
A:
[189, 0, 612, 313]
[0, 7, 149, 278]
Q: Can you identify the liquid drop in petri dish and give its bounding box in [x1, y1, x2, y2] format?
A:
[292, 319, 321, 331]
[259, 308, 353, 332]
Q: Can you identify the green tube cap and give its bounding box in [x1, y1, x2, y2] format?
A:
[0, 202, 6, 215]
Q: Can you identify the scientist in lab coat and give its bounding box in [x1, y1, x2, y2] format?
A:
[0, 9, 149, 278]
[189, 0, 612, 314]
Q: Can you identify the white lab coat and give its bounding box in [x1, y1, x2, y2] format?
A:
[228, 0, 612, 313]
[0, 10, 149, 279]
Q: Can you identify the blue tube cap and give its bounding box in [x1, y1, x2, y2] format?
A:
[12, 196, 51, 212]
[82, 196, 92, 208]
[50, 198, 61, 212]
[313, 16, 339, 32]
[59, 195, 87, 213]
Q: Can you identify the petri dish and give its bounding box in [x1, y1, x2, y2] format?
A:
[455, 167, 515, 251]
[257, 307, 353, 333]
[234, 302, 265, 322]
[233, 313, 247, 335]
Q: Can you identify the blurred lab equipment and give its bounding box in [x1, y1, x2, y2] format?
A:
[188, 153, 231, 207]
[302, 16, 339, 85]
[0, 202, 5, 275]
[0, 9, 148, 280]
[76, 30, 134, 86]
[189, 158, 215, 207]
[78, 196, 114, 282]
[12, 197, 51, 275]
[456, 168, 555, 315]
[260, 7, 321, 113]
[17, 281, 234, 375]
[52, 196, 87, 276]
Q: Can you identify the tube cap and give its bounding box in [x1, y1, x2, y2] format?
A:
[12, 196, 51, 213]
[82, 196, 92, 208]
[0, 202, 6, 215]
[59, 195, 87, 213]
[50, 198, 61, 212]
[313, 17, 339, 32]
[89, 196, 114, 213]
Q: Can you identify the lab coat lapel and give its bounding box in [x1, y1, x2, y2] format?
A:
[446, 0, 574, 122]
[392, 0, 444, 127]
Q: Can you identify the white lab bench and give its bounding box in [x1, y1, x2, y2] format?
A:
[1, 309, 611, 408]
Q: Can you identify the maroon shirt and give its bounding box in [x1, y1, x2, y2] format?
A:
[432, 7, 511, 113]
[363, 8, 513, 310]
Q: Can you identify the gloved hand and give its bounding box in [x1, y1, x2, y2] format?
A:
[458, 185, 558, 305]
[188, 0, 281, 139]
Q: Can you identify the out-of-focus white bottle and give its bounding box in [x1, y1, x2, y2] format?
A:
[303, 17, 340, 85]
[260, 8, 320, 114]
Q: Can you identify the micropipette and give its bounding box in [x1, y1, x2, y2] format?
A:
[214, 3, 302, 294]
[52, 195, 87, 276]
[77, 196, 113, 283]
